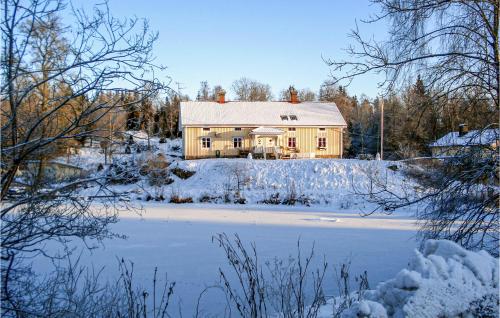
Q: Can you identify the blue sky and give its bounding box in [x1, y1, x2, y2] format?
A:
[85, 0, 388, 99]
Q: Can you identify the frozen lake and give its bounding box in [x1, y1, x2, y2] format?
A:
[35, 204, 418, 316]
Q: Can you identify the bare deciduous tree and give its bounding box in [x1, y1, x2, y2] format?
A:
[327, 0, 499, 255]
[327, 0, 499, 108]
[354, 127, 499, 256]
[1, 0, 169, 315]
[232, 77, 273, 101]
[279, 88, 316, 102]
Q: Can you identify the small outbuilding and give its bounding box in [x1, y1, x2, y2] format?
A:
[429, 124, 499, 157]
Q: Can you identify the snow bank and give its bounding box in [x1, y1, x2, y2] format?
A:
[328, 240, 499, 318]
[168, 158, 410, 209]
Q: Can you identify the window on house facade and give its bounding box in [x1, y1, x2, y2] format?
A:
[318, 137, 327, 148]
[203, 127, 210, 131]
[288, 127, 296, 131]
[280, 115, 289, 120]
[234, 127, 242, 131]
[289, 115, 298, 120]
[201, 137, 211, 148]
[318, 127, 327, 137]
[233, 137, 243, 148]
[288, 137, 296, 148]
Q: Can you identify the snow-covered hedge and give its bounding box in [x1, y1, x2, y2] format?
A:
[322, 240, 499, 318]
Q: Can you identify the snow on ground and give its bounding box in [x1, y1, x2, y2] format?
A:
[168, 158, 414, 210]
[64, 136, 418, 214]
[34, 205, 418, 316]
[320, 240, 499, 318]
[121, 203, 417, 230]
[42, 135, 459, 315]
[59, 135, 183, 171]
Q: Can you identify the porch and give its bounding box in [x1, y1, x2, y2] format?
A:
[249, 127, 285, 159]
[239, 146, 316, 160]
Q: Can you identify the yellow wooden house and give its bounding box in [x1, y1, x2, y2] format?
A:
[179, 90, 347, 159]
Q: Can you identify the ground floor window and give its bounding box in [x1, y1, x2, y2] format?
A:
[288, 137, 296, 148]
[201, 137, 211, 148]
[233, 137, 243, 148]
[318, 137, 327, 148]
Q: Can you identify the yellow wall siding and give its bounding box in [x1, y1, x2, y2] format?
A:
[182, 126, 343, 159]
[183, 127, 253, 158]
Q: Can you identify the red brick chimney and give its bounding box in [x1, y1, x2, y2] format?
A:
[289, 86, 299, 104]
[217, 89, 226, 104]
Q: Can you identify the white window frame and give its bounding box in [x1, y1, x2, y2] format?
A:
[317, 137, 327, 149]
[234, 127, 242, 131]
[201, 137, 211, 149]
[202, 127, 211, 132]
[233, 136, 243, 148]
[288, 137, 297, 149]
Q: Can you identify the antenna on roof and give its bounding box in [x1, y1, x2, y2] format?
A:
[175, 81, 186, 95]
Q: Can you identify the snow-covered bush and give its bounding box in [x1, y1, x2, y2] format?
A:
[282, 180, 298, 205]
[259, 192, 281, 205]
[106, 158, 140, 184]
[198, 193, 223, 203]
[140, 154, 172, 186]
[330, 240, 499, 318]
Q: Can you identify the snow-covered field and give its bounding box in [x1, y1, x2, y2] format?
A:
[35, 205, 419, 316]
[39, 135, 497, 316]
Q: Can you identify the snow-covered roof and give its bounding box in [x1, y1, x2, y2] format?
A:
[429, 129, 499, 147]
[249, 127, 285, 135]
[179, 101, 347, 129]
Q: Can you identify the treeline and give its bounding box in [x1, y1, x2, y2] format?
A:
[326, 76, 497, 159]
[0, 88, 186, 164]
[4, 71, 494, 164]
[195, 76, 497, 159]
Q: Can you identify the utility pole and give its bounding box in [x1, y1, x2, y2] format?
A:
[380, 97, 384, 160]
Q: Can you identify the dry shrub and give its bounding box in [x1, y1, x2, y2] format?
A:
[213, 233, 328, 317]
[171, 167, 195, 179]
[169, 195, 193, 204]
